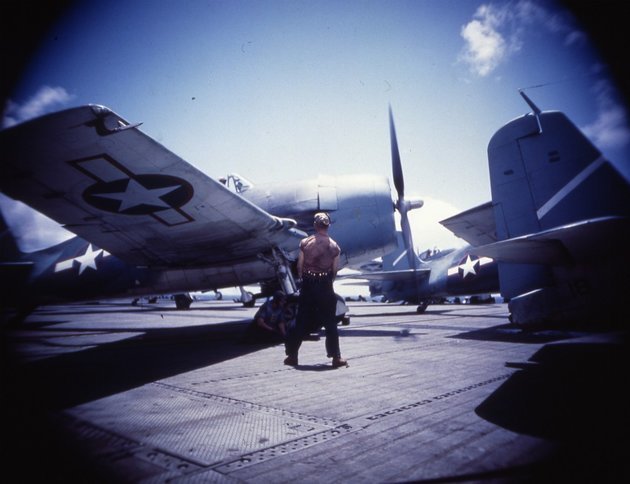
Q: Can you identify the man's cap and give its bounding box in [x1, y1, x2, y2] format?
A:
[314, 212, 331, 227]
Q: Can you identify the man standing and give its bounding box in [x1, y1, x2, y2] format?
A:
[284, 212, 348, 368]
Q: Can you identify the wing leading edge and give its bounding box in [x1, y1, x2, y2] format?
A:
[0, 105, 304, 267]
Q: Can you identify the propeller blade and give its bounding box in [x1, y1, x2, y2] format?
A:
[387, 107, 424, 305]
[389, 106, 404, 200]
[389, 107, 418, 274]
[400, 210, 417, 271]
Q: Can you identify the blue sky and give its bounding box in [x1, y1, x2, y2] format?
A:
[2, 0, 629, 252]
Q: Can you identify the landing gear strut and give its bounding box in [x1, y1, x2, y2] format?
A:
[416, 300, 429, 314]
[249, 246, 299, 309]
[239, 287, 256, 308]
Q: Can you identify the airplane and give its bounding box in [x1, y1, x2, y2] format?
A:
[337, 108, 499, 313]
[0, 104, 421, 323]
[442, 91, 630, 327]
[340, 231, 499, 313]
[342, 93, 630, 328]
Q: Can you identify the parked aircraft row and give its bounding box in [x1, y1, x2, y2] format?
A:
[1, 93, 628, 328]
[349, 92, 630, 327]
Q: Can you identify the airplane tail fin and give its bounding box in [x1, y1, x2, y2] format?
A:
[487, 102, 630, 323]
[382, 231, 423, 271]
[488, 109, 630, 239]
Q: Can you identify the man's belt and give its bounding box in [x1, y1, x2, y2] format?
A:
[303, 270, 333, 280]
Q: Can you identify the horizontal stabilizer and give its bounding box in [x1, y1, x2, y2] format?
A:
[469, 216, 630, 265]
[439, 201, 496, 246]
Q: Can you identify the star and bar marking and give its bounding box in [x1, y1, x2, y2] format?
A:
[93, 178, 181, 211]
[55, 244, 111, 275]
[447, 254, 494, 279]
[69, 154, 194, 226]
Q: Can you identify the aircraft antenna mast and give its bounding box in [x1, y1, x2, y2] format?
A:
[518, 89, 542, 133]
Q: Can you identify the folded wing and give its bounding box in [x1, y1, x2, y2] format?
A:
[439, 201, 496, 247]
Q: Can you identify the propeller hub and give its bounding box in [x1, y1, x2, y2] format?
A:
[407, 198, 424, 211]
[396, 198, 424, 214]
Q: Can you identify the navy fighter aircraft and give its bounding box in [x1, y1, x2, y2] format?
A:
[0, 104, 414, 322]
[341, 231, 499, 313]
[345, 94, 630, 327]
[338, 109, 499, 313]
[443, 92, 630, 327]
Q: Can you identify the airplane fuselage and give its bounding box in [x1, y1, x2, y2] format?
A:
[238, 173, 397, 268]
[376, 246, 499, 304]
[3, 235, 280, 309]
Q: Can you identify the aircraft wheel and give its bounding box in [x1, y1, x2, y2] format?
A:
[242, 292, 255, 308]
[416, 300, 429, 313]
[215, 291, 222, 300]
[174, 293, 193, 310]
[335, 294, 349, 325]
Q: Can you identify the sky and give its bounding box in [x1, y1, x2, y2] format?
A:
[2, 0, 629, 255]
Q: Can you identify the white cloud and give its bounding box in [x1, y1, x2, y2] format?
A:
[458, 1, 585, 77]
[563, 30, 587, 47]
[2, 85, 73, 128]
[459, 16, 507, 77]
[0, 86, 76, 250]
[581, 80, 630, 148]
[459, 4, 510, 77]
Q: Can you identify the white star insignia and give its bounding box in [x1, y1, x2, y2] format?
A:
[458, 255, 479, 278]
[74, 244, 101, 274]
[94, 179, 180, 211]
[55, 244, 110, 274]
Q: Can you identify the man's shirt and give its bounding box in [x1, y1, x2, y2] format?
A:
[255, 300, 295, 330]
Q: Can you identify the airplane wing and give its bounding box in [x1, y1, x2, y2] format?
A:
[439, 201, 496, 246]
[337, 268, 431, 283]
[468, 216, 630, 265]
[0, 105, 304, 267]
